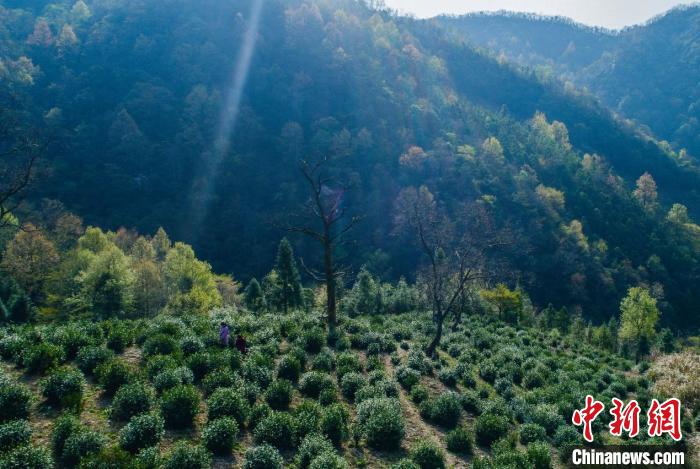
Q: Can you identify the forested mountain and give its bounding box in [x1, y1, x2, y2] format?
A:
[1, 0, 699, 329]
[438, 5, 700, 161]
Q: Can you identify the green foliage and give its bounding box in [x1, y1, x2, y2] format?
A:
[340, 372, 367, 401]
[110, 382, 154, 421]
[154, 366, 194, 394]
[301, 329, 326, 354]
[159, 384, 200, 429]
[244, 444, 284, 469]
[61, 430, 105, 467]
[475, 414, 510, 446]
[277, 355, 302, 382]
[23, 343, 64, 374]
[297, 433, 334, 469]
[395, 366, 421, 390]
[320, 403, 349, 445]
[142, 333, 179, 358]
[419, 392, 462, 428]
[51, 414, 82, 457]
[519, 423, 547, 444]
[309, 451, 348, 469]
[0, 276, 34, 324]
[97, 359, 136, 396]
[269, 239, 304, 313]
[527, 442, 552, 469]
[40, 366, 84, 410]
[202, 417, 238, 455]
[76, 346, 114, 376]
[356, 397, 405, 450]
[619, 287, 660, 358]
[294, 400, 322, 440]
[162, 442, 211, 469]
[0, 380, 32, 423]
[300, 372, 336, 399]
[0, 445, 53, 469]
[0, 420, 31, 453]
[445, 426, 473, 454]
[244, 278, 264, 311]
[253, 411, 297, 450]
[119, 413, 164, 453]
[265, 379, 293, 410]
[410, 441, 446, 469]
[207, 387, 249, 425]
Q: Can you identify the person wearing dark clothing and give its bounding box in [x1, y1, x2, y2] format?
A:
[235, 334, 247, 355]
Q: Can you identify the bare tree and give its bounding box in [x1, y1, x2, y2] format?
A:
[285, 156, 361, 332]
[395, 185, 506, 356]
[0, 99, 44, 229]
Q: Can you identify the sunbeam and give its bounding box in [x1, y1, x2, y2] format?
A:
[185, 0, 264, 242]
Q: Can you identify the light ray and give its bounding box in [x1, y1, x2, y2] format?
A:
[186, 0, 264, 241]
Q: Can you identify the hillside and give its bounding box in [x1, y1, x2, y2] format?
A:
[438, 6, 700, 161]
[1, 0, 699, 328]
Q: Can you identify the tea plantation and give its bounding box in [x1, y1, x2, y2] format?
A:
[0, 308, 697, 468]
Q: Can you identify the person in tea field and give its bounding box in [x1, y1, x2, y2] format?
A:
[219, 322, 230, 347]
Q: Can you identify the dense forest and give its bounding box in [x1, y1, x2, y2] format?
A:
[1, 0, 699, 329]
[439, 5, 700, 164]
[0, 1, 699, 467]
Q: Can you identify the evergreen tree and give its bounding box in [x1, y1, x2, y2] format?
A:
[244, 277, 263, 312]
[273, 238, 303, 313]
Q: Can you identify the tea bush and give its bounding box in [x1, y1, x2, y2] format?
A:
[0, 420, 31, 453]
[51, 414, 82, 457]
[23, 343, 64, 374]
[75, 346, 114, 376]
[340, 372, 366, 401]
[0, 380, 31, 422]
[110, 382, 154, 421]
[61, 430, 105, 467]
[410, 440, 445, 469]
[160, 384, 200, 429]
[475, 414, 509, 446]
[41, 366, 84, 409]
[356, 397, 405, 450]
[395, 366, 420, 390]
[527, 441, 552, 469]
[300, 371, 335, 399]
[312, 349, 335, 372]
[162, 442, 211, 469]
[97, 359, 136, 396]
[201, 368, 238, 396]
[207, 387, 249, 425]
[519, 423, 547, 444]
[294, 400, 323, 440]
[309, 451, 348, 469]
[420, 392, 462, 428]
[277, 355, 302, 382]
[202, 417, 238, 455]
[297, 433, 334, 468]
[320, 403, 349, 445]
[0, 445, 53, 469]
[253, 411, 297, 450]
[244, 444, 283, 469]
[153, 366, 194, 394]
[119, 414, 164, 453]
[265, 379, 293, 410]
[445, 426, 473, 454]
[301, 329, 325, 353]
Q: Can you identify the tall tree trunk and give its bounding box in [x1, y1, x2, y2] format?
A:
[426, 312, 444, 357]
[323, 235, 336, 331]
